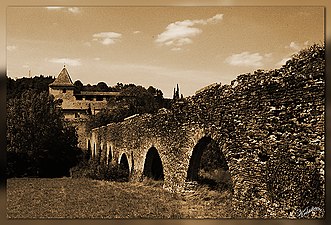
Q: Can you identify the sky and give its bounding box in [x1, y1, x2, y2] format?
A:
[6, 7, 324, 98]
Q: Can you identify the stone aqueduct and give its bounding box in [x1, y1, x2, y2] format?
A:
[88, 114, 224, 190]
[83, 46, 325, 218]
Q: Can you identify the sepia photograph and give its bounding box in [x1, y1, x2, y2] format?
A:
[5, 6, 325, 219]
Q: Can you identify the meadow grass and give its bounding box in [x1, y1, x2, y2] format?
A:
[7, 177, 232, 219]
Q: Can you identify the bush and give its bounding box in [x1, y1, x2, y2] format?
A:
[7, 90, 82, 178]
[70, 158, 130, 182]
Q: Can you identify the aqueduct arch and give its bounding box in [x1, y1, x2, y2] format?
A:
[142, 147, 164, 181]
[186, 135, 233, 191]
[119, 153, 130, 180]
[93, 143, 96, 158]
[86, 139, 92, 160]
[106, 143, 112, 165]
[187, 136, 212, 181]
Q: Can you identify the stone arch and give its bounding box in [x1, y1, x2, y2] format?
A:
[96, 142, 102, 162]
[100, 142, 104, 161]
[119, 153, 130, 181]
[86, 139, 92, 160]
[93, 142, 97, 158]
[90, 132, 98, 158]
[142, 147, 164, 181]
[186, 136, 232, 191]
[106, 143, 112, 165]
[130, 151, 134, 175]
[87, 139, 91, 151]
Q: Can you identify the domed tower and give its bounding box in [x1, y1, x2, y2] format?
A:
[49, 65, 76, 110]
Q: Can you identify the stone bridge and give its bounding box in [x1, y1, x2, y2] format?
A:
[84, 45, 325, 218]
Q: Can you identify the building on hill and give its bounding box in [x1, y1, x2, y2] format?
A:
[49, 66, 120, 120]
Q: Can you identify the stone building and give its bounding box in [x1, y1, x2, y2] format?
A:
[49, 66, 120, 120]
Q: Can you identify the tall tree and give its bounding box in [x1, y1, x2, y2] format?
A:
[73, 80, 84, 93]
[7, 90, 81, 177]
[96, 82, 110, 92]
[6, 75, 54, 99]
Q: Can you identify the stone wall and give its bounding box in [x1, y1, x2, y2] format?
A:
[69, 119, 89, 149]
[49, 86, 115, 114]
[85, 45, 325, 218]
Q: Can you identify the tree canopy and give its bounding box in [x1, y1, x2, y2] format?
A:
[7, 75, 54, 99]
[7, 78, 81, 177]
[86, 84, 169, 131]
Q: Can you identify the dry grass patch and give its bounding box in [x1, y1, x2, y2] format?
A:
[7, 177, 232, 219]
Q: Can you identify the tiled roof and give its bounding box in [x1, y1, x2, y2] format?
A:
[49, 66, 74, 87]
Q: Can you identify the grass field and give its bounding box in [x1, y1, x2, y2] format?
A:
[7, 177, 232, 219]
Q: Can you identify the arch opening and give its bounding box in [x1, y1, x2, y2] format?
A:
[93, 143, 96, 158]
[186, 136, 232, 192]
[143, 147, 164, 181]
[107, 144, 112, 165]
[86, 140, 91, 161]
[118, 153, 130, 181]
[97, 143, 102, 163]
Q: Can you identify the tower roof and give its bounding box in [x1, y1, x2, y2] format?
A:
[49, 66, 74, 87]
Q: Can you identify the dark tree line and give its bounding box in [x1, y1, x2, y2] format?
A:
[86, 84, 170, 131]
[7, 75, 54, 99]
[73, 80, 165, 97]
[6, 76, 82, 178]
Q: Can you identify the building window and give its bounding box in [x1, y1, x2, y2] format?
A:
[62, 89, 66, 93]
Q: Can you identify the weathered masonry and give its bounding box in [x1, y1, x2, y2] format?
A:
[85, 45, 325, 218]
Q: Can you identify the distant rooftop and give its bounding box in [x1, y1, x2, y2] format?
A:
[49, 66, 74, 87]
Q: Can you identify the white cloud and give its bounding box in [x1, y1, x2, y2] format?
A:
[94, 57, 101, 61]
[155, 13, 223, 49]
[46, 7, 64, 10]
[7, 45, 17, 51]
[46, 7, 81, 14]
[22, 64, 29, 68]
[286, 41, 310, 52]
[48, 58, 81, 66]
[277, 41, 310, 67]
[68, 7, 80, 14]
[92, 32, 122, 45]
[225, 52, 264, 67]
[206, 14, 224, 23]
[287, 41, 301, 51]
[276, 57, 291, 66]
[133, 31, 141, 34]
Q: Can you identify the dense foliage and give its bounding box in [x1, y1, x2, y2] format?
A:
[7, 76, 82, 177]
[70, 158, 130, 182]
[7, 75, 54, 99]
[74, 80, 165, 94]
[86, 84, 170, 131]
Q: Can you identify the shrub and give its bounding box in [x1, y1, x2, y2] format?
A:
[70, 158, 130, 182]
